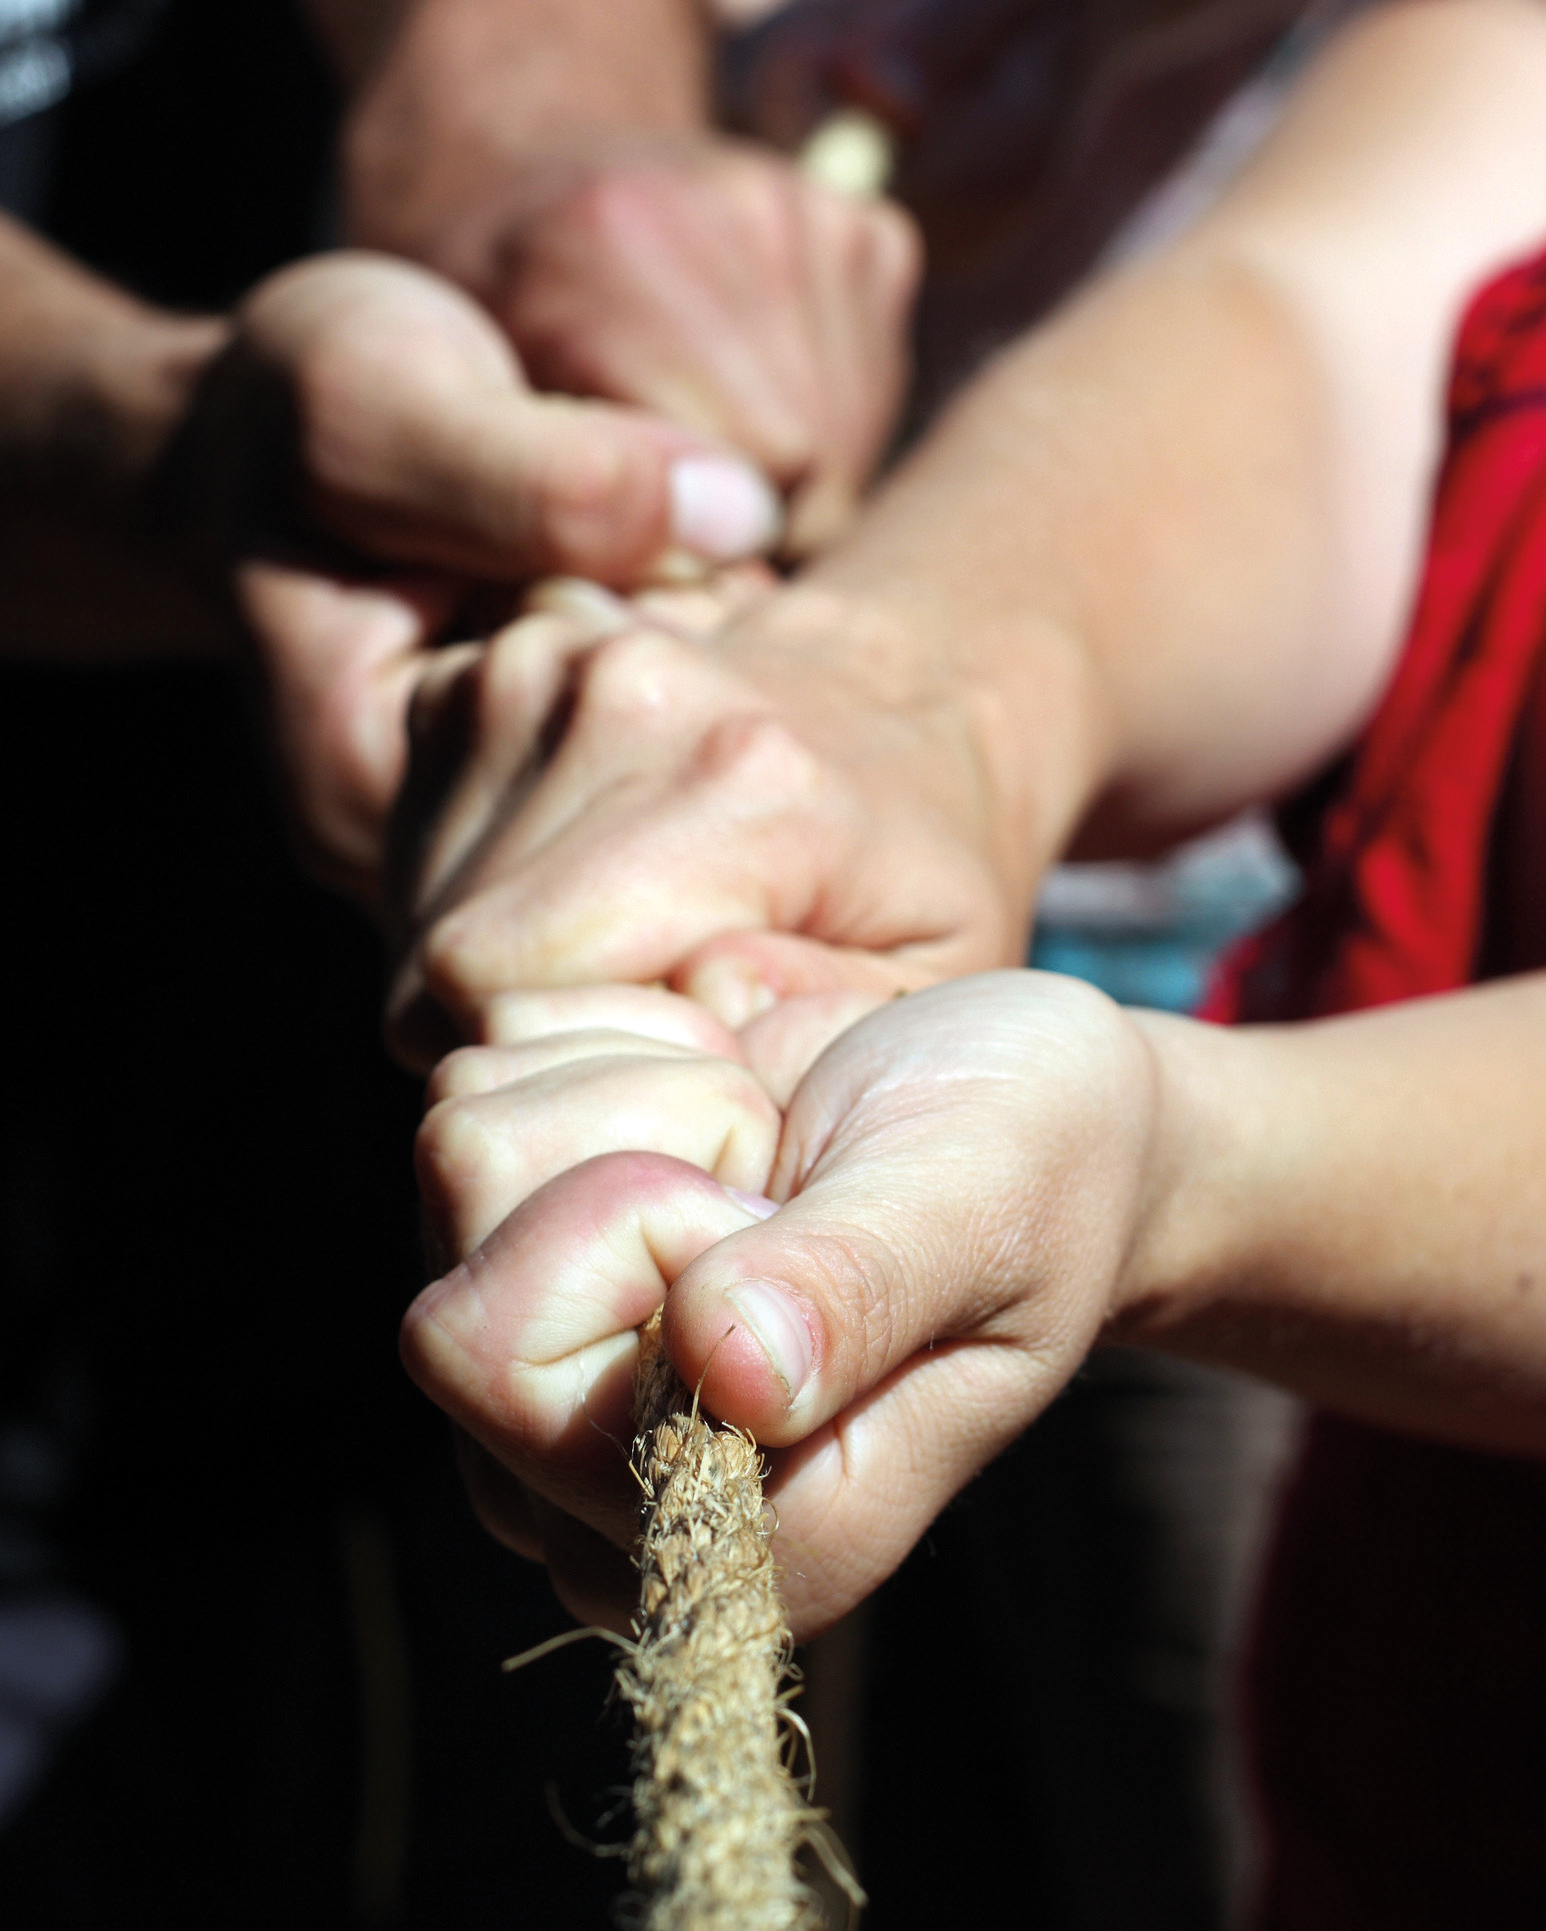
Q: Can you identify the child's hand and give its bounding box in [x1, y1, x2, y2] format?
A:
[402, 971, 1162, 1636]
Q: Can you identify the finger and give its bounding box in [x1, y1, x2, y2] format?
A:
[386, 629, 800, 1037]
[391, 774, 990, 1056]
[236, 558, 460, 895]
[399, 1151, 774, 1544]
[533, 1496, 640, 1635]
[423, 1030, 727, 1107]
[240, 252, 782, 579]
[674, 928, 938, 1029]
[738, 989, 894, 1109]
[660, 981, 1131, 1447]
[480, 985, 744, 1060]
[522, 576, 636, 630]
[327, 379, 783, 584]
[782, 472, 861, 557]
[626, 559, 779, 638]
[416, 1047, 781, 1256]
[455, 1428, 544, 1561]
[395, 611, 610, 919]
[779, 195, 918, 558]
[510, 155, 837, 486]
[386, 613, 1014, 1045]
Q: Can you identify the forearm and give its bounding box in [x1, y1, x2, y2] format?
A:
[0, 215, 231, 656]
[0, 216, 224, 510]
[342, 0, 713, 274]
[1120, 975, 1546, 1455]
[790, 0, 1546, 863]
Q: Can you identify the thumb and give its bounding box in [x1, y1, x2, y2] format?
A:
[661, 1104, 1004, 1448]
[662, 972, 1142, 1450]
[331, 385, 784, 587]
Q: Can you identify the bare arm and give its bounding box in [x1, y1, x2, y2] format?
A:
[806, 0, 1546, 856]
[392, 0, 1546, 1046]
[1120, 977, 1546, 1457]
[0, 217, 777, 888]
[0, 213, 231, 658]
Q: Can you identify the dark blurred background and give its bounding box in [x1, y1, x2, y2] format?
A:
[0, 5, 632, 1924]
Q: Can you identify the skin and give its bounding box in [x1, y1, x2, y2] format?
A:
[391, 1, 1546, 1628]
[402, 966, 1546, 1639]
[0, 229, 780, 898]
[388, 0, 1546, 1044]
[5, 0, 920, 897]
[341, 0, 922, 551]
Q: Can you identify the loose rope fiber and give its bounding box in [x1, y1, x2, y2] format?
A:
[616, 1317, 825, 1931]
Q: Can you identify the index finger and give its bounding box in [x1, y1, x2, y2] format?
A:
[399, 1152, 776, 1545]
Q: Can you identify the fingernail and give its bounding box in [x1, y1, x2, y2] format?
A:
[687, 957, 778, 1029]
[725, 1281, 814, 1403]
[669, 456, 783, 560]
[725, 1187, 779, 1222]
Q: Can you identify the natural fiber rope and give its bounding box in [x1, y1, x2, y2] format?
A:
[616, 1316, 823, 1931]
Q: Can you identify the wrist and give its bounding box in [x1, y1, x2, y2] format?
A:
[0, 268, 227, 527]
[0, 227, 233, 654]
[88, 310, 230, 515]
[1105, 1009, 1267, 1346]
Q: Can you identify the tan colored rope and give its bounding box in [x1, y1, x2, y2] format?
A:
[616, 1317, 823, 1931]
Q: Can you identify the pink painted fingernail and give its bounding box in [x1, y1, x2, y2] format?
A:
[725, 1281, 814, 1403]
[669, 456, 783, 560]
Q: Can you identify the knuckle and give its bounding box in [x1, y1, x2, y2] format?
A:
[709, 156, 806, 271]
[293, 343, 383, 493]
[571, 625, 700, 729]
[692, 712, 824, 801]
[384, 972, 465, 1077]
[298, 690, 382, 844]
[423, 1045, 514, 1108]
[749, 167, 806, 247]
[865, 199, 924, 297]
[414, 1093, 493, 1194]
[806, 1229, 899, 1396]
[464, 611, 608, 760]
[413, 1097, 506, 1247]
[716, 1059, 784, 1137]
[419, 904, 499, 1013]
[562, 167, 675, 255]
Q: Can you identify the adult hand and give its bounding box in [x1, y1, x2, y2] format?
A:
[349, 101, 920, 554]
[401, 972, 1159, 1635]
[167, 252, 782, 899]
[478, 137, 920, 553]
[384, 581, 1048, 1069]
